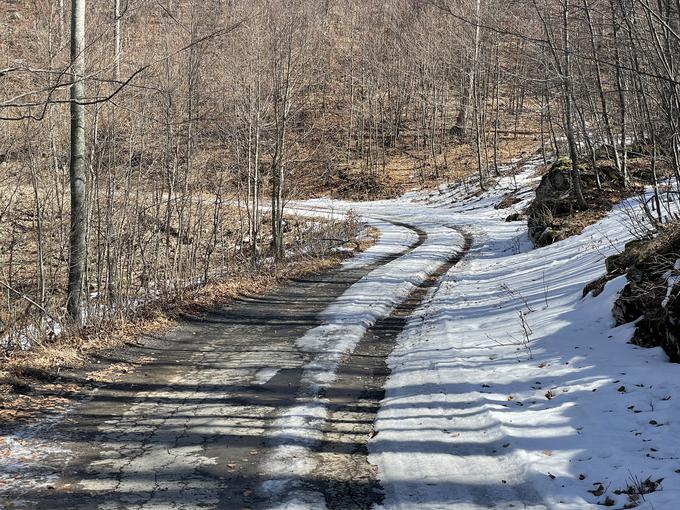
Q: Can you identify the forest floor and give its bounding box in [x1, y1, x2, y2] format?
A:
[2, 158, 680, 510]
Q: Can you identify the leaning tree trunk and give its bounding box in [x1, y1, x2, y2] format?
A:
[67, 0, 87, 322]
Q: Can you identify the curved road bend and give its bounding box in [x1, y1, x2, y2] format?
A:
[1, 219, 468, 510]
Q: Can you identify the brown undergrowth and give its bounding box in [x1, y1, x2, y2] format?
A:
[298, 135, 542, 201]
[0, 226, 378, 411]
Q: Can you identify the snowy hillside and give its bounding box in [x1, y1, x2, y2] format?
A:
[368, 162, 680, 509]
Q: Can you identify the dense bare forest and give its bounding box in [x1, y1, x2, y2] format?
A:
[1, 0, 679, 351]
[4, 2, 680, 509]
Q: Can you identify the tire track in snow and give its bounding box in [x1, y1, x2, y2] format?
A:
[256, 221, 469, 509]
[309, 227, 473, 510]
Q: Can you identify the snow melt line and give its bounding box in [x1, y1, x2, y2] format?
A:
[257, 221, 465, 509]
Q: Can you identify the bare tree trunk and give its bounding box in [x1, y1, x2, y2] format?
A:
[67, 0, 87, 321]
[492, 39, 501, 175]
[583, 0, 622, 181]
[544, 71, 560, 158]
[114, 0, 122, 81]
[271, 20, 293, 262]
[454, 0, 481, 138]
[610, 0, 629, 186]
[562, 0, 587, 209]
[533, 0, 586, 208]
[59, 0, 65, 40]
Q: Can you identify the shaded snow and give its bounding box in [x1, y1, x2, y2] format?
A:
[368, 162, 680, 510]
[292, 159, 680, 509]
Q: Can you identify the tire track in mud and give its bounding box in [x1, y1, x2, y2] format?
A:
[308, 227, 474, 510]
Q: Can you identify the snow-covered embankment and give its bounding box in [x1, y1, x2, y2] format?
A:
[371, 164, 680, 510]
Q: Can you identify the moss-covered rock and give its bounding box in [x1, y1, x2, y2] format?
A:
[533, 158, 573, 210]
[527, 159, 576, 246]
[605, 239, 647, 274]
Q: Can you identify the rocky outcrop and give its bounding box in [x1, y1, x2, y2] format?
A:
[609, 234, 680, 363]
[527, 158, 575, 246]
[526, 158, 625, 247]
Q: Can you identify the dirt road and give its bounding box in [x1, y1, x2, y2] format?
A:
[1, 218, 468, 510]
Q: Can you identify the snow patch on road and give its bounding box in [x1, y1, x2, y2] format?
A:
[258, 219, 465, 508]
[341, 218, 418, 270]
[253, 367, 281, 385]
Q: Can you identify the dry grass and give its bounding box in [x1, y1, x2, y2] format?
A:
[617, 219, 680, 266]
[300, 135, 543, 201]
[561, 188, 639, 238]
[0, 226, 377, 405]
